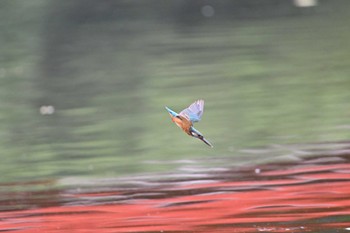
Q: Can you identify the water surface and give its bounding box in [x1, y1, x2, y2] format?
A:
[1, 2, 350, 232]
[1, 141, 350, 232]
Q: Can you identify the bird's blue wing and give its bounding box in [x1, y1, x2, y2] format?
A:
[179, 99, 204, 123]
[165, 106, 179, 117]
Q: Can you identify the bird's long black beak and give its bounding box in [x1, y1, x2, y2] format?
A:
[190, 127, 213, 148]
[200, 136, 213, 148]
[196, 135, 213, 148]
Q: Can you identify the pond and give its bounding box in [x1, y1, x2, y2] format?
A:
[1, 141, 350, 232]
[1, 1, 350, 232]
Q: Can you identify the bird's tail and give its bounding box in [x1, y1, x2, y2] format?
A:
[165, 106, 178, 117]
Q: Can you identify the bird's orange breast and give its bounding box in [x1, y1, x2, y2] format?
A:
[172, 116, 192, 135]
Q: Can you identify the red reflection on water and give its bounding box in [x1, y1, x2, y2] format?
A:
[1, 155, 350, 232]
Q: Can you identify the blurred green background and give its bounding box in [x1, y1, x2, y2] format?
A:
[1, 0, 350, 183]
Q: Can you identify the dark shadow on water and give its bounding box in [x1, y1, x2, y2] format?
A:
[1, 141, 350, 232]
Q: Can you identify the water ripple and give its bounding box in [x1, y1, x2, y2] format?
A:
[1, 142, 350, 232]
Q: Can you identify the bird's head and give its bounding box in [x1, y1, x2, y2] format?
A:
[189, 127, 203, 139]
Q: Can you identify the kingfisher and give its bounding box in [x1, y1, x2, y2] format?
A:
[165, 99, 213, 148]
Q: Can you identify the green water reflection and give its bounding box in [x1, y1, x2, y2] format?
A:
[1, 1, 350, 182]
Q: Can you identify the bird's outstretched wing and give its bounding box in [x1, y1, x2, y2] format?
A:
[179, 99, 204, 123]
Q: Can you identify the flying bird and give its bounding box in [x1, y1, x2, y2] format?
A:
[165, 99, 213, 148]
